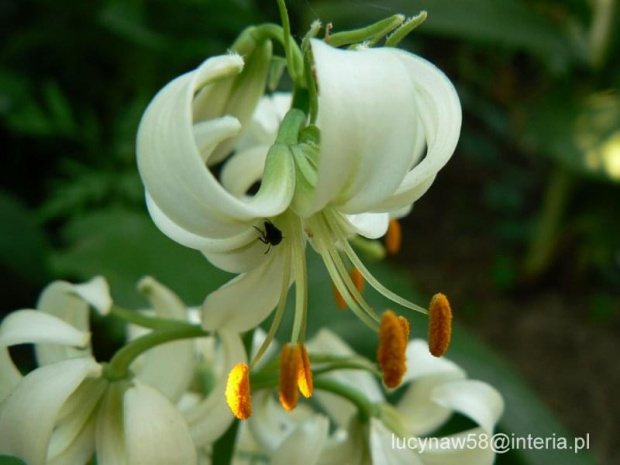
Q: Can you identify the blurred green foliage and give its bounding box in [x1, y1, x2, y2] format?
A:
[0, 1, 617, 464]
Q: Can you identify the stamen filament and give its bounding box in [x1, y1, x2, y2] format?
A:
[250, 244, 292, 369]
[291, 219, 308, 344]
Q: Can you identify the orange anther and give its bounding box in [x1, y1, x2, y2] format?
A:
[377, 310, 409, 388]
[428, 293, 452, 357]
[225, 363, 252, 420]
[385, 219, 402, 255]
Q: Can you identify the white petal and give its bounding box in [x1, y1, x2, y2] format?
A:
[369, 51, 462, 212]
[370, 419, 424, 465]
[133, 278, 196, 402]
[71, 276, 113, 315]
[344, 213, 389, 239]
[430, 380, 504, 435]
[35, 280, 99, 365]
[402, 340, 466, 383]
[0, 347, 22, 403]
[137, 53, 295, 239]
[310, 39, 419, 214]
[96, 382, 127, 465]
[48, 377, 108, 465]
[184, 329, 246, 447]
[417, 428, 496, 465]
[201, 248, 288, 331]
[307, 329, 383, 428]
[272, 415, 330, 465]
[124, 381, 198, 465]
[0, 357, 101, 465]
[221, 145, 270, 197]
[235, 93, 292, 152]
[0, 309, 90, 349]
[248, 392, 317, 451]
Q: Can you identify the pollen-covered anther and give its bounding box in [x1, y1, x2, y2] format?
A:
[297, 343, 314, 398]
[385, 219, 402, 255]
[279, 343, 302, 411]
[428, 293, 453, 357]
[377, 310, 409, 389]
[225, 362, 252, 420]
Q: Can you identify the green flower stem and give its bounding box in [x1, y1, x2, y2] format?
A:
[314, 378, 377, 421]
[108, 305, 189, 331]
[276, 0, 303, 84]
[523, 166, 574, 280]
[385, 11, 428, 47]
[328, 14, 405, 48]
[232, 24, 303, 82]
[103, 325, 207, 381]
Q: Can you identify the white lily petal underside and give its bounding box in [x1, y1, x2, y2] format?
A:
[430, 380, 505, 435]
[137, 53, 295, 239]
[201, 248, 288, 331]
[370, 50, 462, 212]
[124, 381, 198, 465]
[0, 357, 101, 465]
[133, 278, 196, 402]
[310, 39, 418, 215]
[185, 329, 246, 447]
[220, 145, 270, 197]
[272, 415, 330, 465]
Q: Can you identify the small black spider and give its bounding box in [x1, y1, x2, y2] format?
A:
[254, 220, 283, 254]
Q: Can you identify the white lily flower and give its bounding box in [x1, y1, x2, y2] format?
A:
[237, 329, 503, 465]
[137, 34, 461, 376]
[0, 276, 243, 464]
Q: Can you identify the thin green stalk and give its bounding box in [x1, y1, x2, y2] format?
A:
[108, 305, 189, 331]
[313, 378, 377, 421]
[103, 325, 207, 381]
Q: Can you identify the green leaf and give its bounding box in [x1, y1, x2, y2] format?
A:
[50, 209, 231, 307]
[0, 456, 26, 465]
[0, 190, 50, 285]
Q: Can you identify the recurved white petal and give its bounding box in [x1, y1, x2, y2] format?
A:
[344, 212, 390, 239]
[0, 347, 22, 403]
[124, 381, 197, 465]
[272, 415, 330, 465]
[235, 92, 292, 153]
[0, 309, 90, 349]
[0, 357, 101, 465]
[369, 51, 462, 212]
[430, 380, 504, 435]
[184, 329, 246, 447]
[201, 248, 288, 331]
[137, 54, 295, 239]
[71, 276, 113, 315]
[132, 278, 196, 402]
[310, 39, 418, 215]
